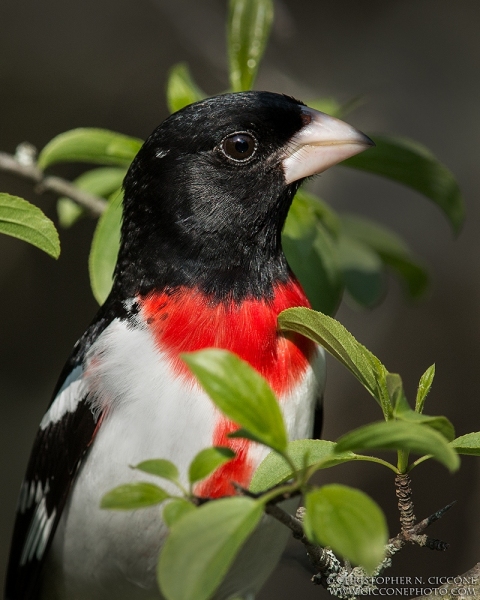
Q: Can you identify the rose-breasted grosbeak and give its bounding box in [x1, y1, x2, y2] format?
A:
[5, 91, 372, 600]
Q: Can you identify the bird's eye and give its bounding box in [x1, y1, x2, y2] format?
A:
[221, 133, 257, 162]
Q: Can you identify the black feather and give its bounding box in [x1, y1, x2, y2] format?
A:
[5, 400, 99, 600]
[115, 92, 306, 302]
[4, 302, 121, 600]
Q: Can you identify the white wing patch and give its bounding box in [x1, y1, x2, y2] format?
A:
[20, 494, 56, 565]
[40, 366, 86, 430]
[18, 479, 51, 514]
[18, 479, 56, 565]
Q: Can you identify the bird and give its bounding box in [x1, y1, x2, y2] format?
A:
[5, 91, 372, 600]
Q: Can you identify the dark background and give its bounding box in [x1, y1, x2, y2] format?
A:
[1, 1, 479, 597]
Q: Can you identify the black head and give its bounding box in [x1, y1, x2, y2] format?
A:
[113, 91, 372, 303]
[115, 92, 307, 301]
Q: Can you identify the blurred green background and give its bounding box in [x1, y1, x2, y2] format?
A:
[1, 0, 479, 596]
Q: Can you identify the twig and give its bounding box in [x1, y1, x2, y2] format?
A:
[292, 506, 342, 587]
[0, 145, 107, 216]
[410, 500, 456, 534]
[389, 473, 453, 551]
[230, 477, 459, 599]
[261, 475, 455, 597]
[265, 503, 304, 538]
[230, 483, 338, 587]
[38, 176, 107, 215]
[395, 472, 416, 531]
[265, 504, 340, 589]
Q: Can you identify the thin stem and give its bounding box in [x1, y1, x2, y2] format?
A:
[352, 454, 399, 473]
[258, 481, 299, 506]
[302, 453, 398, 485]
[397, 449, 410, 473]
[39, 176, 107, 215]
[407, 454, 432, 472]
[173, 481, 190, 497]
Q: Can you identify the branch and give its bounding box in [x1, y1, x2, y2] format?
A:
[230, 482, 343, 587]
[260, 474, 459, 598]
[412, 563, 480, 599]
[229, 476, 472, 599]
[385, 475, 478, 600]
[389, 473, 453, 551]
[266, 504, 336, 584]
[0, 144, 107, 216]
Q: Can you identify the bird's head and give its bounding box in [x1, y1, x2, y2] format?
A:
[117, 92, 372, 300]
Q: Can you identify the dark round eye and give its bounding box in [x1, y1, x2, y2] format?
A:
[221, 132, 257, 162]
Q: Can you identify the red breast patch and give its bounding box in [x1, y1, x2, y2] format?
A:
[140, 280, 314, 497]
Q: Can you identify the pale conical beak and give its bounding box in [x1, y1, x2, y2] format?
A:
[282, 106, 374, 184]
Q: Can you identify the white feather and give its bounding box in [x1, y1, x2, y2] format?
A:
[42, 317, 325, 600]
[40, 366, 86, 430]
[20, 493, 56, 566]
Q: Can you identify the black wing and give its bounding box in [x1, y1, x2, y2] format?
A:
[4, 305, 116, 600]
[312, 393, 324, 440]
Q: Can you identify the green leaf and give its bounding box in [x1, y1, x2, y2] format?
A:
[304, 485, 388, 573]
[392, 391, 454, 443]
[336, 420, 460, 472]
[189, 447, 236, 485]
[38, 128, 142, 169]
[416, 364, 435, 413]
[340, 214, 429, 299]
[309, 225, 344, 315]
[183, 349, 288, 453]
[133, 459, 180, 483]
[383, 254, 429, 299]
[57, 198, 84, 229]
[337, 235, 386, 308]
[305, 98, 342, 118]
[389, 374, 454, 441]
[228, 0, 273, 91]
[167, 63, 205, 113]
[292, 189, 341, 236]
[100, 482, 170, 510]
[88, 189, 122, 304]
[0, 193, 60, 258]
[279, 307, 392, 418]
[343, 134, 465, 234]
[70, 167, 127, 197]
[163, 499, 197, 528]
[283, 193, 343, 315]
[386, 373, 405, 407]
[227, 427, 263, 443]
[306, 96, 364, 119]
[394, 406, 455, 442]
[250, 439, 357, 493]
[57, 167, 126, 228]
[450, 432, 480, 456]
[158, 497, 263, 600]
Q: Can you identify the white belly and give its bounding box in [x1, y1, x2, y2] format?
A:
[41, 318, 324, 600]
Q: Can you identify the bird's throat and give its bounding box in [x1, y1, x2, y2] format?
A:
[139, 279, 313, 392]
